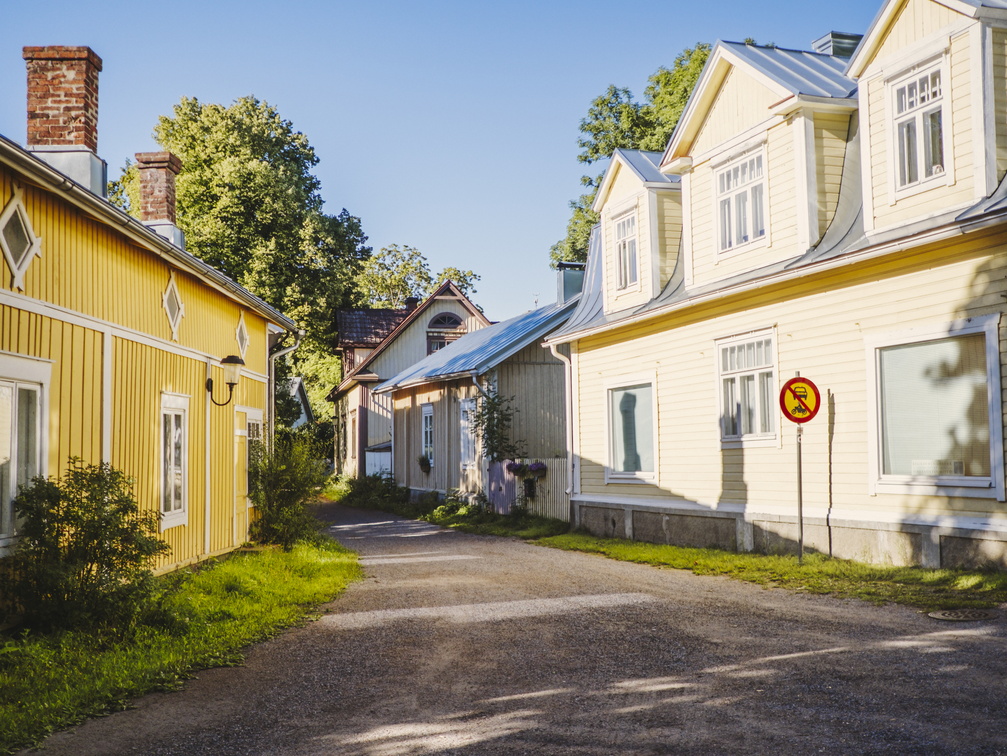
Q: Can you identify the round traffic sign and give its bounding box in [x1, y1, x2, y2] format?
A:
[779, 377, 821, 424]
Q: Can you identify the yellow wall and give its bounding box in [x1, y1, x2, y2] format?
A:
[691, 67, 778, 157]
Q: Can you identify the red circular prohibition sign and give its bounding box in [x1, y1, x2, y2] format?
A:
[779, 377, 821, 424]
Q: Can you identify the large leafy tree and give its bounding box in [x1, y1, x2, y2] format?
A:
[356, 244, 480, 308]
[110, 96, 371, 419]
[551, 43, 711, 266]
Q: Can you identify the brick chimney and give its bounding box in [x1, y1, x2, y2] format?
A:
[23, 46, 107, 196]
[135, 151, 185, 248]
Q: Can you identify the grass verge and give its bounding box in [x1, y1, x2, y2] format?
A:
[0, 540, 361, 755]
[423, 507, 570, 539]
[537, 533, 1007, 611]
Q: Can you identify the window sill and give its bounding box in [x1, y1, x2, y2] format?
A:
[716, 237, 768, 261]
[721, 435, 778, 449]
[872, 478, 1001, 501]
[891, 174, 949, 203]
[160, 512, 188, 531]
[605, 472, 657, 485]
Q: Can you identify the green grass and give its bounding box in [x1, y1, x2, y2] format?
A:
[537, 533, 1007, 611]
[424, 507, 571, 539]
[0, 541, 362, 755]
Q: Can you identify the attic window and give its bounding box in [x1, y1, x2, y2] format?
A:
[717, 150, 766, 253]
[236, 314, 249, 360]
[429, 313, 463, 329]
[892, 63, 945, 191]
[427, 312, 465, 354]
[0, 185, 41, 290]
[163, 274, 184, 341]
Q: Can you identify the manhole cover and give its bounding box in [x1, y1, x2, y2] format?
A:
[927, 609, 997, 622]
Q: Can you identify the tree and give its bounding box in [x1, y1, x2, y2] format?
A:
[551, 43, 711, 266]
[109, 96, 372, 420]
[356, 244, 480, 307]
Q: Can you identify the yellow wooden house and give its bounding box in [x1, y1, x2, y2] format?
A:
[0, 46, 298, 570]
[547, 0, 1007, 569]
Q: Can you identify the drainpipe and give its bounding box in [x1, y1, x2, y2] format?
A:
[267, 329, 304, 447]
[470, 372, 491, 398]
[548, 342, 575, 497]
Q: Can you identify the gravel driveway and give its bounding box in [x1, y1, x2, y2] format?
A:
[29, 503, 1007, 755]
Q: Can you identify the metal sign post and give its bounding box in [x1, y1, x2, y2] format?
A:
[779, 374, 821, 565]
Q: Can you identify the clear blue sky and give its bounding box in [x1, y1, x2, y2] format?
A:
[0, 0, 881, 322]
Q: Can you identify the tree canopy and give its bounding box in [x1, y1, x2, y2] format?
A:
[551, 43, 711, 266]
[355, 244, 480, 308]
[109, 96, 372, 420]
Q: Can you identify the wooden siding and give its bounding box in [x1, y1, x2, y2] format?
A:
[573, 231, 1007, 524]
[497, 341, 567, 459]
[815, 112, 852, 239]
[601, 165, 653, 313]
[658, 192, 682, 289]
[873, 0, 964, 63]
[995, 28, 1007, 181]
[691, 67, 778, 157]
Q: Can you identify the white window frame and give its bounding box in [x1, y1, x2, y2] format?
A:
[604, 374, 658, 484]
[421, 403, 434, 468]
[460, 398, 477, 470]
[0, 184, 42, 291]
[235, 312, 250, 360]
[716, 329, 778, 448]
[243, 407, 263, 509]
[864, 314, 1004, 501]
[0, 352, 50, 549]
[714, 146, 768, 256]
[160, 392, 189, 530]
[162, 273, 185, 342]
[613, 210, 638, 291]
[887, 55, 951, 201]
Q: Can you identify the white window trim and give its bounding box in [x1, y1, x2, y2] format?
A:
[237, 406, 263, 510]
[235, 312, 249, 360]
[864, 314, 1004, 501]
[712, 144, 770, 259]
[716, 328, 779, 449]
[0, 184, 43, 292]
[0, 352, 51, 548]
[885, 53, 953, 204]
[421, 403, 434, 468]
[162, 273, 185, 342]
[612, 208, 640, 293]
[160, 392, 190, 531]
[604, 372, 658, 485]
[460, 398, 477, 470]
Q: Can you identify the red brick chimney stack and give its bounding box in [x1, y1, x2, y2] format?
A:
[135, 152, 182, 224]
[23, 46, 103, 151]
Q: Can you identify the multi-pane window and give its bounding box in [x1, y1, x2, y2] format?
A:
[893, 66, 944, 189]
[460, 398, 476, 470]
[719, 334, 775, 441]
[427, 313, 465, 354]
[421, 403, 434, 467]
[877, 333, 991, 483]
[717, 152, 766, 252]
[247, 416, 262, 496]
[0, 382, 40, 540]
[615, 213, 638, 290]
[608, 383, 654, 478]
[160, 394, 188, 527]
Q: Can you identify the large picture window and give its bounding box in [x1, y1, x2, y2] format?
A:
[717, 150, 766, 253]
[892, 64, 944, 191]
[607, 382, 655, 481]
[0, 381, 41, 541]
[614, 212, 638, 290]
[718, 332, 776, 443]
[160, 393, 189, 529]
[868, 317, 1004, 499]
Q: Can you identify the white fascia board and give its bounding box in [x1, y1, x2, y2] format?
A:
[770, 95, 859, 118]
[662, 50, 734, 166]
[847, 0, 910, 78]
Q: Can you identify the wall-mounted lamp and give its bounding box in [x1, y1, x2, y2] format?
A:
[206, 355, 245, 407]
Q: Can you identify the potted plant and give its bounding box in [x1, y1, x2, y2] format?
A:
[528, 461, 547, 479]
[418, 455, 431, 474]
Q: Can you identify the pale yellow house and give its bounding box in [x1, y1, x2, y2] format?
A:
[547, 0, 1007, 569]
[328, 281, 489, 478]
[0, 47, 298, 570]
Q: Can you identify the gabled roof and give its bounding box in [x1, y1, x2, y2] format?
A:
[0, 134, 297, 330]
[336, 308, 412, 348]
[846, 0, 1007, 78]
[326, 280, 490, 400]
[593, 149, 679, 212]
[663, 41, 857, 166]
[375, 297, 579, 393]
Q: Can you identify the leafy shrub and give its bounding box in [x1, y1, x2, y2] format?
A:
[11, 459, 171, 633]
[249, 431, 328, 550]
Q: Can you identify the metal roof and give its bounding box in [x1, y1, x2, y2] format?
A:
[720, 41, 857, 99]
[376, 297, 579, 393]
[613, 149, 679, 185]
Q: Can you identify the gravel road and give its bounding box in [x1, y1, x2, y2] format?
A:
[28, 503, 1007, 755]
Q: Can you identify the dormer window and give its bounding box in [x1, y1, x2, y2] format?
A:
[893, 65, 944, 190]
[614, 212, 638, 290]
[427, 312, 465, 354]
[717, 150, 766, 253]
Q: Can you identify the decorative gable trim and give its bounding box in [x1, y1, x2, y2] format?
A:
[236, 311, 249, 360]
[0, 182, 42, 291]
[162, 272, 184, 342]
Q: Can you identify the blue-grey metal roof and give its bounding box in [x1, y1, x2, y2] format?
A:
[551, 227, 604, 339]
[720, 41, 857, 99]
[613, 149, 679, 185]
[376, 297, 579, 392]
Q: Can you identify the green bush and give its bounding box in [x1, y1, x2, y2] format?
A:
[249, 431, 328, 550]
[11, 459, 171, 633]
[329, 473, 410, 513]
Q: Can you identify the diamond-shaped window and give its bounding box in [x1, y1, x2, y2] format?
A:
[0, 185, 42, 290]
[163, 274, 184, 341]
[236, 314, 249, 360]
